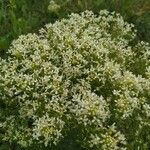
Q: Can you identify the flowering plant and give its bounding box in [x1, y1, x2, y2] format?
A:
[0, 10, 150, 149]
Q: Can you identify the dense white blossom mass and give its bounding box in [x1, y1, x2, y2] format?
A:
[0, 10, 150, 149]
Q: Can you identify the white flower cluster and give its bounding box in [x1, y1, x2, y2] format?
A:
[0, 10, 150, 149]
[33, 114, 64, 146]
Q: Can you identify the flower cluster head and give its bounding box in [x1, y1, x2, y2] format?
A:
[0, 10, 150, 149]
[48, 0, 61, 13]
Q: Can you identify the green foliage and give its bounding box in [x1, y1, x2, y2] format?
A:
[0, 0, 55, 57]
[0, 10, 150, 149]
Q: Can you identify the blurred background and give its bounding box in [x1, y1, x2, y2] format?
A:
[0, 0, 150, 57]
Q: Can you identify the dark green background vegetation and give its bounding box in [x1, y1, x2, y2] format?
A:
[0, 0, 150, 57]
